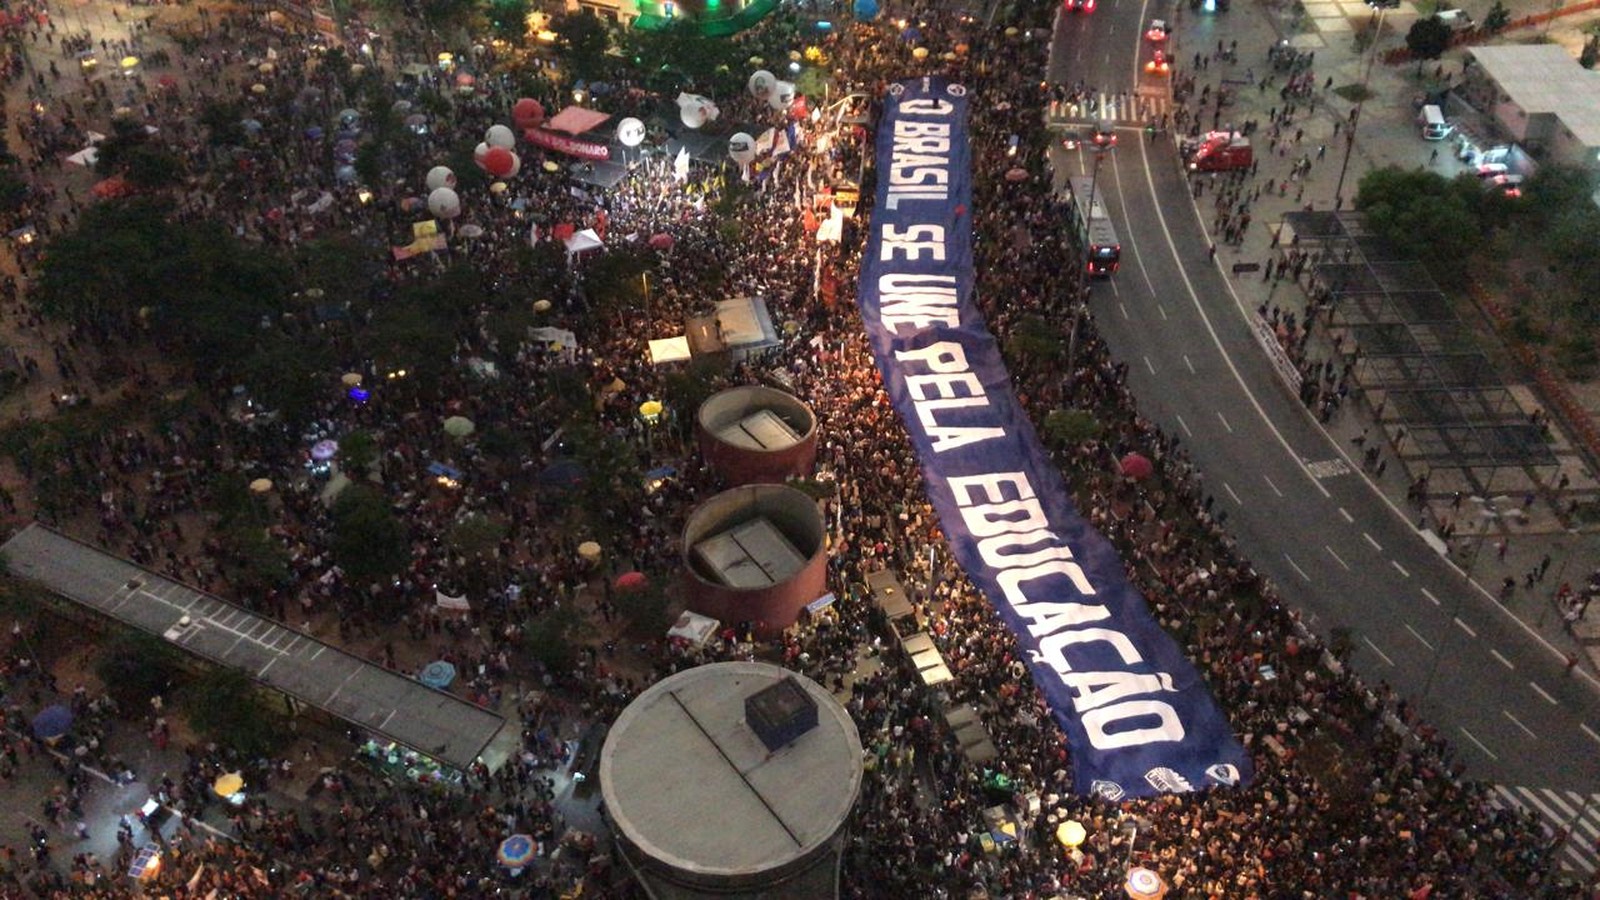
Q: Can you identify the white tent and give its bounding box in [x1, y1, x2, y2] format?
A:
[667, 610, 719, 647]
[529, 326, 579, 349]
[648, 336, 691, 365]
[562, 227, 604, 262]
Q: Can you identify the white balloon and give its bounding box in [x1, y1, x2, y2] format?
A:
[768, 81, 796, 111]
[474, 142, 490, 169]
[427, 186, 461, 219]
[425, 166, 455, 191]
[747, 70, 776, 100]
[485, 124, 516, 149]
[676, 92, 720, 130]
[504, 152, 521, 178]
[616, 117, 646, 147]
[728, 132, 757, 165]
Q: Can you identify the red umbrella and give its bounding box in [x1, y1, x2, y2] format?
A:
[615, 571, 648, 591]
[1004, 167, 1029, 182]
[90, 176, 133, 199]
[648, 232, 675, 249]
[1120, 452, 1153, 480]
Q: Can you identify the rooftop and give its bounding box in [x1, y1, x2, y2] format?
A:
[600, 661, 862, 877]
[0, 524, 507, 770]
[1469, 44, 1600, 147]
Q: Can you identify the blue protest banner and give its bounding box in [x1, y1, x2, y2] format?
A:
[855, 76, 1250, 799]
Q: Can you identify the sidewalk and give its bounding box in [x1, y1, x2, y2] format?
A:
[1162, 0, 1600, 681]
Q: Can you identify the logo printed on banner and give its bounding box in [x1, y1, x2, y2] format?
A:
[855, 77, 1250, 798]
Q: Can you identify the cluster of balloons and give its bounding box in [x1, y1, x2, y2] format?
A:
[747, 70, 797, 111]
[473, 124, 521, 178]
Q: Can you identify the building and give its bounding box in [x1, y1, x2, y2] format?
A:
[600, 662, 863, 899]
[1461, 44, 1600, 172]
[696, 385, 819, 486]
[681, 484, 828, 635]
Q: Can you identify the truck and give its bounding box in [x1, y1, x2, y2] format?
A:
[1182, 131, 1253, 172]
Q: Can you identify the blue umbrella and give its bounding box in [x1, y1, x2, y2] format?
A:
[305, 126, 325, 140]
[536, 458, 586, 488]
[853, 0, 880, 18]
[31, 704, 72, 740]
[418, 660, 456, 689]
[497, 833, 536, 868]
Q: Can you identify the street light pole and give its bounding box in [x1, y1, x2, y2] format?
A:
[1334, 5, 1387, 209]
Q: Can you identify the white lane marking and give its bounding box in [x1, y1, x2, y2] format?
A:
[1491, 649, 1515, 670]
[1136, 136, 1331, 500]
[1454, 618, 1477, 638]
[1326, 546, 1350, 570]
[1530, 681, 1558, 705]
[1183, 354, 1195, 373]
[1422, 588, 1441, 607]
[1363, 532, 1382, 552]
[1502, 709, 1537, 739]
[1339, 507, 1353, 523]
[1582, 723, 1600, 747]
[1120, 302, 1129, 319]
[1216, 411, 1233, 433]
[1404, 624, 1434, 651]
[1175, 413, 1193, 437]
[1362, 636, 1395, 667]
[1144, 355, 1156, 374]
[1158, 304, 1169, 320]
[1223, 482, 1242, 505]
[1392, 560, 1410, 578]
[1284, 553, 1311, 582]
[1262, 474, 1283, 497]
[1459, 726, 1499, 760]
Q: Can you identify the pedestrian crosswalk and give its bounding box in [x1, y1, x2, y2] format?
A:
[1489, 783, 1600, 876]
[1046, 90, 1171, 128]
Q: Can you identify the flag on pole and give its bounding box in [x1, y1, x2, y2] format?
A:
[673, 147, 690, 182]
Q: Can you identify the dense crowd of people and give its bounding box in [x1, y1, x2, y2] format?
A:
[0, 0, 1580, 896]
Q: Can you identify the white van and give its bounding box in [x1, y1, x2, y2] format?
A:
[1435, 8, 1473, 30]
[1420, 105, 1451, 141]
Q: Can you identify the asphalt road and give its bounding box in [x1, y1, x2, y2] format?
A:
[1044, 2, 1600, 794]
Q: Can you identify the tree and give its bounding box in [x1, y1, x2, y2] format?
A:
[487, 0, 531, 41]
[183, 668, 288, 757]
[1406, 16, 1453, 71]
[1583, 35, 1600, 70]
[1482, 0, 1510, 33]
[1041, 409, 1102, 450]
[96, 632, 190, 712]
[338, 430, 380, 478]
[330, 484, 409, 587]
[1355, 167, 1479, 287]
[554, 11, 613, 82]
[1006, 315, 1063, 366]
[523, 604, 582, 673]
[93, 119, 186, 190]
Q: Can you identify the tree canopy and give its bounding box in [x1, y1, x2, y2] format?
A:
[1354, 167, 1481, 287]
[1405, 16, 1453, 66]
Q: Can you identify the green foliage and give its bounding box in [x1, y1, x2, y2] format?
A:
[354, 142, 383, 187]
[330, 484, 410, 587]
[95, 632, 190, 713]
[217, 523, 292, 596]
[1482, 0, 1510, 32]
[1582, 36, 1600, 69]
[1406, 16, 1453, 64]
[296, 235, 382, 306]
[446, 512, 508, 558]
[555, 11, 614, 82]
[1041, 408, 1102, 450]
[338, 430, 379, 477]
[1355, 167, 1479, 287]
[487, 0, 531, 41]
[620, 573, 674, 639]
[182, 668, 288, 757]
[236, 332, 331, 424]
[581, 245, 653, 321]
[523, 604, 581, 673]
[1006, 315, 1063, 364]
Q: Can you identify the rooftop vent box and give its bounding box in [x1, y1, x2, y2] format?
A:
[745, 676, 818, 752]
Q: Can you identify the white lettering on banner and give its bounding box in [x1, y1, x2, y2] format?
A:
[948, 472, 1183, 749]
[885, 101, 953, 208]
[879, 274, 960, 331]
[1082, 700, 1187, 749]
[892, 342, 1003, 451]
[880, 224, 946, 261]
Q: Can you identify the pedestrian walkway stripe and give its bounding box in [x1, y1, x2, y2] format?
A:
[1490, 784, 1600, 875]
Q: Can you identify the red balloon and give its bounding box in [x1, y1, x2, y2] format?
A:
[512, 98, 544, 129]
[483, 146, 516, 178]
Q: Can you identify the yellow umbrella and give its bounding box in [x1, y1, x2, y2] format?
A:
[577, 541, 602, 562]
[443, 416, 476, 438]
[213, 772, 244, 797]
[120, 56, 140, 70]
[248, 478, 273, 494]
[638, 400, 663, 423]
[541, 161, 560, 173]
[251, 83, 267, 94]
[1056, 820, 1086, 848]
[532, 299, 553, 312]
[489, 181, 508, 194]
